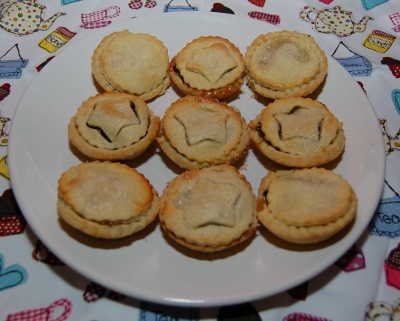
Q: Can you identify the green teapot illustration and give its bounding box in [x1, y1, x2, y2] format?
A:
[0, 0, 66, 36]
[300, 6, 373, 37]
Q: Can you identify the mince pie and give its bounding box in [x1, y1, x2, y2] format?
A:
[169, 36, 245, 99]
[57, 161, 160, 239]
[159, 165, 257, 252]
[92, 30, 170, 101]
[68, 92, 160, 161]
[245, 31, 328, 99]
[157, 95, 249, 170]
[256, 168, 357, 244]
[248, 97, 345, 168]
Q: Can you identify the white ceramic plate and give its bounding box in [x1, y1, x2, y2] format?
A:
[8, 12, 385, 307]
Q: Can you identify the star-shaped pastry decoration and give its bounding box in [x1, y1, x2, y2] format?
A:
[174, 106, 228, 145]
[274, 108, 324, 141]
[176, 178, 240, 229]
[186, 43, 238, 83]
[87, 97, 139, 142]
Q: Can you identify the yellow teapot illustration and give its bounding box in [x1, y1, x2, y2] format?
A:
[300, 6, 373, 37]
[0, 0, 66, 36]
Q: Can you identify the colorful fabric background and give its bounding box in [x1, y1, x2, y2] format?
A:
[1, 0, 399, 320]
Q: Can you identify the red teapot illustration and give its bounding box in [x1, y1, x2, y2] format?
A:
[0, 0, 66, 36]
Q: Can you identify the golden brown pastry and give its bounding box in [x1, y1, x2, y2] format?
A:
[256, 168, 357, 244]
[57, 161, 160, 239]
[68, 92, 160, 161]
[157, 95, 249, 170]
[92, 30, 170, 101]
[159, 165, 258, 252]
[248, 97, 345, 168]
[245, 31, 328, 99]
[169, 36, 245, 99]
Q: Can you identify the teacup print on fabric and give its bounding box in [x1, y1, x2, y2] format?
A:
[80, 6, 120, 29]
[248, 11, 281, 25]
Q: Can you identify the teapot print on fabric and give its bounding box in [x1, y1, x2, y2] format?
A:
[300, 6, 373, 37]
[0, 0, 66, 36]
[365, 299, 400, 321]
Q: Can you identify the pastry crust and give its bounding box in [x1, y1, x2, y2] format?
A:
[57, 161, 160, 239]
[257, 168, 357, 244]
[157, 95, 250, 170]
[92, 30, 170, 101]
[245, 31, 328, 99]
[68, 92, 160, 161]
[248, 97, 345, 168]
[159, 165, 258, 252]
[169, 36, 245, 99]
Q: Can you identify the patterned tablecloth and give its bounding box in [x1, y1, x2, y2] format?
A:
[1, 0, 400, 320]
